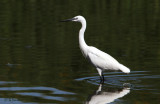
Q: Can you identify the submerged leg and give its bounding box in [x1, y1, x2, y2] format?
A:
[100, 72, 104, 84]
[96, 68, 104, 83]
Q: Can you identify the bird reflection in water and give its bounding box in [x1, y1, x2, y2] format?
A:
[85, 84, 130, 104]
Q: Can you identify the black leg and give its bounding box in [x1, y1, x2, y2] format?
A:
[102, 73, 104, 81]
[100, 72, 104, 84]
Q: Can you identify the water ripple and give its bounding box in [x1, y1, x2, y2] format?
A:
[75, 71, 160, 90]
[0, 86, 75, 95]
[0, 83, 76, 102]
[16, 92, 68, 101]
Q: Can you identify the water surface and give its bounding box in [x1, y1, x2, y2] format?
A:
[0, 0, 160, 104]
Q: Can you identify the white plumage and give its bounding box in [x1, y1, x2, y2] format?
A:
[61, 15, 130, 82]
[88, 46, 130, 71]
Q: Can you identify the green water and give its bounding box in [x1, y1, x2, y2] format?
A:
[0, 0, 160, 104]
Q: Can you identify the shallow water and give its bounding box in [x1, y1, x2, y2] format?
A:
[0, 0, 160, 104]
[0, 71, 159, 104]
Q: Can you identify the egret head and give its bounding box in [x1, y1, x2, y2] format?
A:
[61, 15, 85, 22]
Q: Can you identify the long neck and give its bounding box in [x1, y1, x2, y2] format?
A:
[79, 19, 88, 57]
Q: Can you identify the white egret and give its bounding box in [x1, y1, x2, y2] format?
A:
[61, 16, 130, 83]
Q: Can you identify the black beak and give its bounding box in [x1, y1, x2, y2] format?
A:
[60, 18, 76, 22]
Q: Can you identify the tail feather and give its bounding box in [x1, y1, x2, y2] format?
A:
[119, 64, 130, 73]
